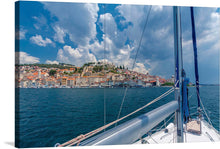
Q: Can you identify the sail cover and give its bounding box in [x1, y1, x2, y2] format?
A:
[182, 75, 190, 123]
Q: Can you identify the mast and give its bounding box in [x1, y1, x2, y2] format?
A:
[173, 6, 184, 143]
[190, 7, 200, 110]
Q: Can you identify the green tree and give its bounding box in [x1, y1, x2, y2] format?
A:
[161, 82, 174, 86]
[74, 67, 78, 73]
[49, 69, 56, 76]
[68, 72, 74, 76]
[93, 65, 103, 72]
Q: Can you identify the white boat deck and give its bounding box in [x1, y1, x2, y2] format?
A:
[134, 120, 220, 144]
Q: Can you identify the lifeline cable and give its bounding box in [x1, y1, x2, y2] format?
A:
[58, 86, 175, 147]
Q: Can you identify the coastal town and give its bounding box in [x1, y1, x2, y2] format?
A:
[15, 62, 175, 88]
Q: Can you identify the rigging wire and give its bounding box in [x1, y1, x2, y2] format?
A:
[150, 113, 175, 132]
[196, 89, 213, 126]
[115, 87, 128, 126]
[115, 5, 152, 125]
[132, 5, 152, 70]
[179, 8, 184, 71]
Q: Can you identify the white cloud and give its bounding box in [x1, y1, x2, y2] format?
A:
[87, 35, 132, 66]
[43, 2, 99, 46]
[15, 28, 27, 40]
[99, 10, 140, 50]
[98, 5, 174, 76]
[182, 8, 220, 64]
[152, 5, 163, 12]
[53, 25, 66, 43]
[43, 3, 152, 74]
[211, 12, 220, 20]
[19, 30, 26, 40]
[98, 59, 111, 64]
[45, 60, 59, 64]
[30, 35, 53, 47]
[15, 52, 40, 64]
[100, 13, 112, 21]
[133, 63, 149, 74]
[87, 10, 151, 74]
[116, 4, 146, 43]
[99, 13, 121, 46]
[33, 15, 47, 30]
[57, 45, 97, 66]
[154, 27, 170, 39]
[87, 35, 151, 75]
[199, 11, 219, 46]
[180, 7, 220, 83]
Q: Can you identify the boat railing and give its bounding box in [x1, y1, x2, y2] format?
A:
[79, 100, 178, 146]
[57, 86, 177, 147]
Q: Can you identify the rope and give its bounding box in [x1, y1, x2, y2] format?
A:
[58, 86, 175, 147]
[190, 111, 198, 116]
[189, 105, 197, 110]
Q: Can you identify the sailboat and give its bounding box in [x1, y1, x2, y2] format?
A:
[55, 6, 220, 147]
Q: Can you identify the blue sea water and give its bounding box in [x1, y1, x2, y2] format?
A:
[15, 86, 219, 148]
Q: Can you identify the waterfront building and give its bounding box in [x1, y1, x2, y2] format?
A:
[76, 77, 88, 87]
[156, 77, 160, 87]
[69, 67, 75, 72]
[38, 70, 41, 79]
[40, 72, 49, 79]
[54, 73, 60, 78]
[145, 81, 152, 87]
[67, 78, 76, 87]
[20, 80, 28, 88]
[46, 78, 56, 87]
[128, 80, 136, 87]
[61, 77, 67, 86]
[137, 79, 144, 86]
[16, 63, 168, 88]
[72, 73, 81, 77]
[166, 75, 175, 83]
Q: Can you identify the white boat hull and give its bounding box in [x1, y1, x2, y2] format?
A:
[134, 120, 220, 144]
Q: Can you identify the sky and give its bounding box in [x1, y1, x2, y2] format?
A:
[15, 1, 220, 84]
